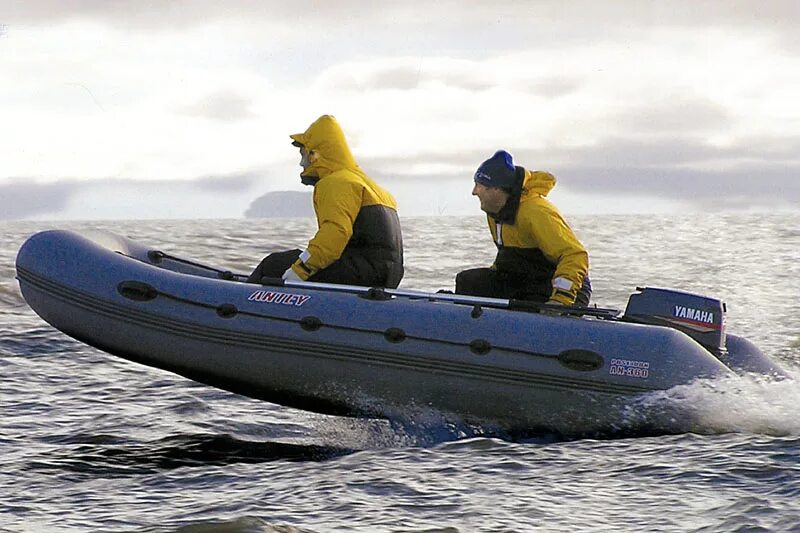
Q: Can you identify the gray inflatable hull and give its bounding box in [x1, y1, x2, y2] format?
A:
[17, 230, 756, 436]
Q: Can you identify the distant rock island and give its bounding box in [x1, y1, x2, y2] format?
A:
[244, 190, 314, 218]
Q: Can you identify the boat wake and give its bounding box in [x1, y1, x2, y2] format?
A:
[628, 366, 800, 437]
[329, 363, 800, 443]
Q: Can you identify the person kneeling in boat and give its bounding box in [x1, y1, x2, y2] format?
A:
[455, 150, 591, 307]
[246, 115, 404, 289]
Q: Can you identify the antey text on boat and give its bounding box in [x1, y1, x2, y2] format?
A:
[247, 290, 311, 306]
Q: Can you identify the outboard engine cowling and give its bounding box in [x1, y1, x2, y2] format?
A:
[623, 287, 726, 356]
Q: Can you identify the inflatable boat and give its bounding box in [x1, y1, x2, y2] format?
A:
[15, 230, 787, 436]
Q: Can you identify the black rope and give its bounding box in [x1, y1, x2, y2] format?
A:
[121, 253, 618, 319]
[152, 251, 245, 281]
[123, 281, 558, 358]
[118, 250, 247, 281]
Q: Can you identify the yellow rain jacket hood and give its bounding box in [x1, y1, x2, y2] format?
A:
[290, 115, 358, 182]
[523, 169, 556, 197]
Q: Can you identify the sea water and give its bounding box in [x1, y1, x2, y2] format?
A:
[1, 214, 799, 532]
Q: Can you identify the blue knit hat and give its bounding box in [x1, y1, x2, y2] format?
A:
[474, 150, 517, 189]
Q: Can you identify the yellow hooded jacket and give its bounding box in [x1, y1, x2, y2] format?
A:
[287, 115, 403, 287]
[487, 169, 589, 305]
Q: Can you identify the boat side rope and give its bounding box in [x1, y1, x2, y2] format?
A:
[257, 277, 621, 319]
[121, 250, 618, 318]
[120, 250, 249, 281]
[115, 279, 588, 361]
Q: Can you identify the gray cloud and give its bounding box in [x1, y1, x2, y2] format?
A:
[522, 138, 723, 169]
[553, 165, 800, 210]
[525, 77, 584, 99]
[362, 134, 800, 210]
[613, 96, 733, 136]
[0, 173, 260, 220]
[0, 180, 76, 220]
[327, 63, 495, 92]
[2, 1, 394, 29]
[7, 1, 799, 47]
[437, 71, 495, 92]
[776, 29, 800, 55]
[335, 65, 421, 91]
[514, 135, 800, 170]
[178, 92, 256, 122]
[367, 65, 423, 91]
[521, 135, 800, 210]
[631, 1, 800, 32]
[192, 171, 261, 192]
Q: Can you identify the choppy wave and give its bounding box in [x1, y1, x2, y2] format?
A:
[0, 281, 25, 308]
[27, 434, 357, 477]
[152, 518, 321, 533]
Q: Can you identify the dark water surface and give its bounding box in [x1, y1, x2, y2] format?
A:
[2, 215, 799, 532]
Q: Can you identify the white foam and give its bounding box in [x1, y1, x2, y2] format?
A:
[632, 366, 800, 436]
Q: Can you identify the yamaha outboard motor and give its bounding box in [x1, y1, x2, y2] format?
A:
[623, 287, 726, 357]
[623, 287, 790, 378]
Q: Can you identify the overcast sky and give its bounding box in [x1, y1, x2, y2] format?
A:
[2, 1, 799, 220]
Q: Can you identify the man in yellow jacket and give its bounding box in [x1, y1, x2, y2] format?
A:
[247, 115, 404, 288]
[456, 150, 591, 306]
